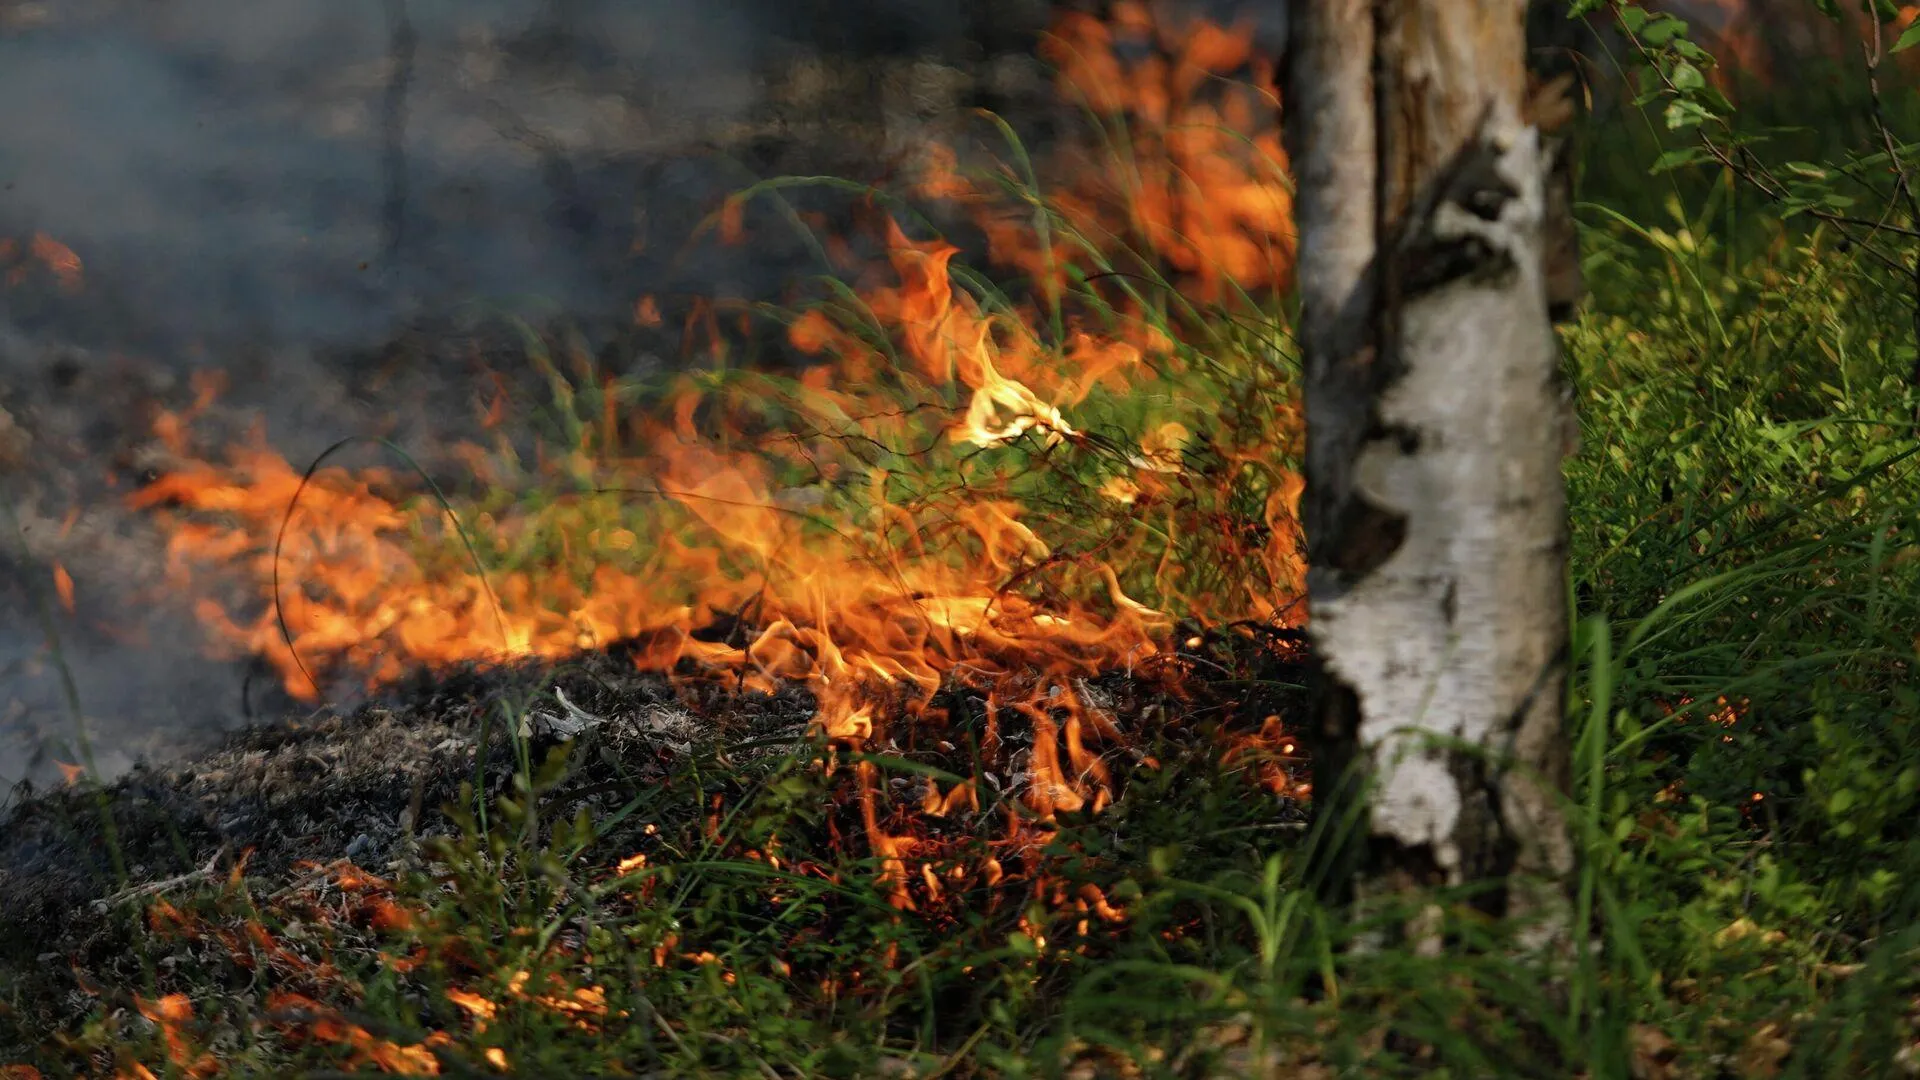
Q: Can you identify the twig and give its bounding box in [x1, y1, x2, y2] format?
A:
[266, 857, 358, 903]
[689, 1029, 783, 1080]
[91, 845, 228, 913]
[1859, 16, 1920, 397]
[1624, 30, 1911, 279]
[925, 1022, 992, 1080]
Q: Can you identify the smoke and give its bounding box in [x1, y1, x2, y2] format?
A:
[0, 0, 1073, 788]
[0, 0, 1309, 789]
[0, 0, 775, 351]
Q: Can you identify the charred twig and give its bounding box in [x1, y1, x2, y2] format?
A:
[266, 857, 362, 903]
[91, 845, 228, 914]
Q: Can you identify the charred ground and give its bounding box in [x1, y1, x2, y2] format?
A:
[0, 625, 1312, 1066]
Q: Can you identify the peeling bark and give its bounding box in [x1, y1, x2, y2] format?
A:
[1286, 0, 1576, 951]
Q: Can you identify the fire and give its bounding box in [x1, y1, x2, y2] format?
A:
[1, 232, 83, 291]
[129, 4, 1305, 907]
[961, 1, 1295, 304]
[129, 993, 217, 1079]
[270, 991, 451, 1074]
[51, 563, 75, 614]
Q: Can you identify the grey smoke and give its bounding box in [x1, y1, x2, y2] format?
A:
[0, 0, 1308, 789]
[0, 0, 778, 350]
[0, 0, 1067, 789]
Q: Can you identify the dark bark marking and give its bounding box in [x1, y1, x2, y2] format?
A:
[1325, 497, 1407, 581]
[1451, 745, 1521, 916]
[1308, 674, 1368, 909]
[1542, 135, 1586, 324]
[1400, 236, 1516, 298]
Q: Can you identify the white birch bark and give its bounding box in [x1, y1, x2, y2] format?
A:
[1287, 0, 1576, 949]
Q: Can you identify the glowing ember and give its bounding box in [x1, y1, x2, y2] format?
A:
[271, 991, 450, 1074]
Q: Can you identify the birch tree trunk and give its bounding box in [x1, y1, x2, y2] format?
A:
[1285, 0, 1578, 951]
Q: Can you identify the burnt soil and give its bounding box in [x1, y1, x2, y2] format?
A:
[0, 628, 1312, 1058]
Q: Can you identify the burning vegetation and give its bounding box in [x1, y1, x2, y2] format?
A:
[126, 1, 1305, 902]
[2, 4, 1316, 1074]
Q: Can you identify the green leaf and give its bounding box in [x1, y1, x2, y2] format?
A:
[1895, 21, 1920, 53]
[1642, 15, 1689, 46]
[1664, 100, 1711, 130]
[1618, 5, 1650, 34]
[1669, 60, 1706, 91]
[1651, 146, 1711, 174]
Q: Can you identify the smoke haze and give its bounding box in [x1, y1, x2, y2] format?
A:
[0, 0, 1282, 788]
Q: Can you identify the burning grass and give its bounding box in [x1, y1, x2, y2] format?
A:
[5, 5, 1319, 1073]
[0, 640, 1311, 1076]
[120, 1, 1305, 919]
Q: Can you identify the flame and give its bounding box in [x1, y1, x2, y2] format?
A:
[1, 232, 83, 291]
[633, 294, 663, 327]
[271, 991, 450, 1074]
[130, 4, 1306, 908]
[129, 993, 218, 1078]
[52, 563, 75, 614]
[1007, 3, 1293, 303]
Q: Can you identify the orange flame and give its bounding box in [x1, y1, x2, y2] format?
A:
[2, 232, 84, 291]
[130, 993, 218, 1078]
[271, 991, 449, 1074]
[51, 563, 75, 614]
[29, 234, 83, 292]
[131, 4, 1305, 907]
